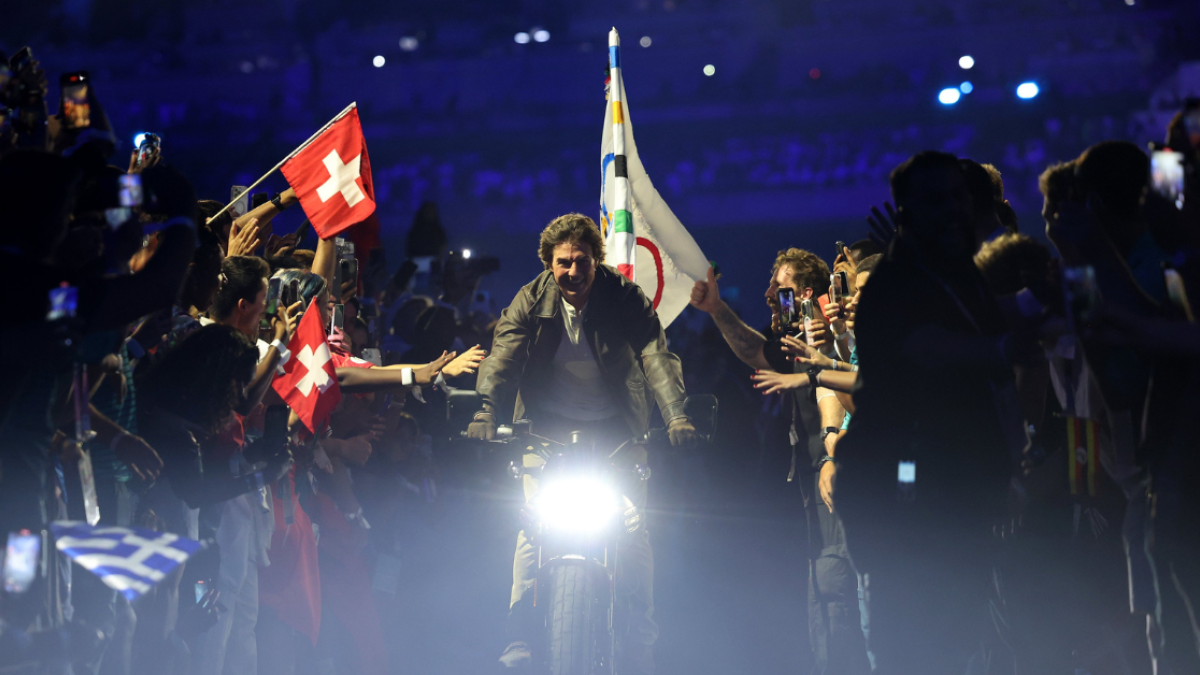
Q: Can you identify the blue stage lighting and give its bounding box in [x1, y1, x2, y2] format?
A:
[959, 81, 973, 94]
[1017, 82, 1039, 99]
[133, 132, 148, 148]
[938, 88, 961, 105]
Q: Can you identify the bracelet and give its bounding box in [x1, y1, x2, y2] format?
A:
[817, 455, 834, 468]
[829, 324, 847, 340]
[829, 360, 841, 371]
[271, 194, 288, 211]
[401, 367, 414, 387]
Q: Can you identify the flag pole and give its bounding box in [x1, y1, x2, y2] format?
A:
[205, 102, 358, 223]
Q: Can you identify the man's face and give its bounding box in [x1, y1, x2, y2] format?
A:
[764, 264, 811, 312]
[551, 241, 596, 307]
[236, 280, 267, 337]
[902, 165, 975, 260]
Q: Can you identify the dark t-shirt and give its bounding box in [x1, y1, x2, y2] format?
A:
[841, 239, 1011, 521]
[763, 336, 826, 475]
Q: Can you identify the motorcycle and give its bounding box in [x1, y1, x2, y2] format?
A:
[449, 392, 718, 675]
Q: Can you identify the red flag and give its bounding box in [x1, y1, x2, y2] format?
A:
[272, 298, 342, 432]
[281, 107, 376, 239]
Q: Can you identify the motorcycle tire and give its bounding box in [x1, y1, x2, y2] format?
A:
[545, 562, 599, 675]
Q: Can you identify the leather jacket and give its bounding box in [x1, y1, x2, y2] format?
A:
[476, 265, 687, 436]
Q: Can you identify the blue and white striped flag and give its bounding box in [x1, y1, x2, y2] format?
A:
[51, 521, 205, 601]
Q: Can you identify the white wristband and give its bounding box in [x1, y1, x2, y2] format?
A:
[401, 367, 414, 387]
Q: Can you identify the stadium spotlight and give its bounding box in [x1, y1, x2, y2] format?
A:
[1016, 82, 1040, 99]
[640, 36, 652, 48]
[515, 32, 531, 44]
[959, 81, 974, 94]
[372, 55, 385, 68]
[399, 37, 419, 51]
[938, 88, 961, 105]
[703, 64, 715, 76]
[959, 55, 975, 70]
[533, 29, 550, 43]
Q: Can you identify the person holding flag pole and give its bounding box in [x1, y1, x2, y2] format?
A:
[474, 29, 704, 673]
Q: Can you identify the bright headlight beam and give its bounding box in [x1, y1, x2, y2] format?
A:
[534, 477, 619, 534]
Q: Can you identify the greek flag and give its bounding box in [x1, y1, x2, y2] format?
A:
[51, 521, 205, 601]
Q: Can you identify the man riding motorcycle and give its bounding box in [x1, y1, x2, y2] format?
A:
[468, 213, 697, 672]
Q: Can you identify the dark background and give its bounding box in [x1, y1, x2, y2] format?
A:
[6, 0, 1197, 671]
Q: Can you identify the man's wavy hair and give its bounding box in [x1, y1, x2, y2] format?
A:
[772, 248, 831, 296]
[141, 324, 258, 434]
[538, 213, 606, 270]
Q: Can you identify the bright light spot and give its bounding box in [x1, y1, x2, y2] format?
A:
[1016, 82, 1040, 99]
[809, 67, 821, 80]
[534, 477, 620, 533]
[959, 55, 975, 70]
[639, 36, 652, 48]
[703, 64, 716, 76]
[1125, 0, 1135, 5]
[372, 55, 386, 68]
[514, 32, 531, 44]
[399, 36, 419, 51]
[938, 88, 961, 105]
[533, 29, 550, 43]
[462, 249, 472, 260]
[959, 81, 974, 94]
[133, 132, 148, 148]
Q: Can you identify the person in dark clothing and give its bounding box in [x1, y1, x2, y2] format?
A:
[835, 151, 1032, 674]
[690, 248, 868, 674]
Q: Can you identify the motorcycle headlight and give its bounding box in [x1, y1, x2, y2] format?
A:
[533, 476, 620, 534]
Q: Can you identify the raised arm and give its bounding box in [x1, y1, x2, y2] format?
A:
[689, 267, 770, 370]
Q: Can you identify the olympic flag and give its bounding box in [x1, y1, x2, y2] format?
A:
[600, 28, 710, 328]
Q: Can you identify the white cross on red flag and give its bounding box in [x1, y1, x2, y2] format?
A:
[272, 298, 342, 432]
[281, 107, 376, 239]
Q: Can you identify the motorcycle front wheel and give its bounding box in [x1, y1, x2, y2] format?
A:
[544, 561, 611, 675]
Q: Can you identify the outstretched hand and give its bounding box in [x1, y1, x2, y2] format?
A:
[227, 217, 261, 257]
[415, 351, 456, 384]
[443, 345, 487, 378]
[867, 201, 898, 249]
[750, 370, 810, 395]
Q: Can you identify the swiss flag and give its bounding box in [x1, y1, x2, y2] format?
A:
[272, 298, 342, 432]
[281, 106, 376, 239]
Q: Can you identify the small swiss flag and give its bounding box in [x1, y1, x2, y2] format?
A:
[273, 298, 342, 432]
[281, 106, 376, 240]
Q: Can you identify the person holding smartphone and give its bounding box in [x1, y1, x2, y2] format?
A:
[690, 246, 867, 673]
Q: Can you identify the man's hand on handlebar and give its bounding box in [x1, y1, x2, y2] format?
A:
[467, 414, 497, 441]
[667, 417, 699, 449]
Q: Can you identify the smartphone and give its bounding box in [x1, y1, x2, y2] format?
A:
[339, 259, 359, 288]
[60, 71, 91, 130]
[293, 219, 312, 243]
[230, 186, 249, 219]
[4, 530, 41, 594]
[776, 288, 796, 332]
[835, 240, 848, 261]
[1063, 265, 1099, 329]
[361, 348, 382, 366]
[287, 279, 302, 309]
[265, 277, 282, 317]
[47, 285, 78, 321]
[136, 132, 161, 167]
[1151, 149, 1185, 210]
[252, 193, 270, 209]
[119, 174, 143, 208]
[263, 405, 290, 445]
[105, 207, 133, 230]
[897, 460, 916, 502]
[194, 580, 207, 604]
[331, 303, 344, 334]
[800, 298, 817, 345]
[829, 274, 843, 312]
